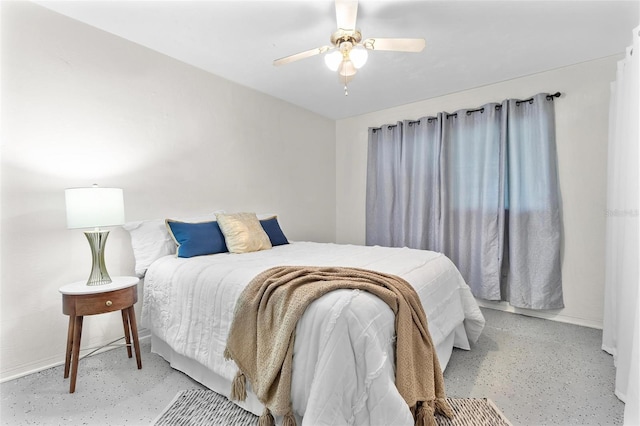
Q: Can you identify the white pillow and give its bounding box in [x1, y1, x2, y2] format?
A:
[216, 212, 272, 254]
[123, 211, 223, 277]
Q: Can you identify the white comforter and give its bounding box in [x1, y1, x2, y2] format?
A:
[142, 242, 484, 425]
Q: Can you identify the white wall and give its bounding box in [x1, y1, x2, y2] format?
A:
[336, 56, 618, 329]
[0, 2, 335, 381]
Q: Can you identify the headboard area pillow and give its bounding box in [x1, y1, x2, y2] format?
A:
[123, 211, 222, 277]
[166, 220, 228, 258]
[259, 216, 289, 246]
[216, 212, 272, 254]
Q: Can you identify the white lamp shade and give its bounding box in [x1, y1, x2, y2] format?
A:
[338, 60, 357, 78]
[324, 50, 343, 71]
[65, 187, 125, 229]
[350, 46, 368, 69]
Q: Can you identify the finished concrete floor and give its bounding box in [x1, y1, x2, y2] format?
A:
[0, 308, 624, 425]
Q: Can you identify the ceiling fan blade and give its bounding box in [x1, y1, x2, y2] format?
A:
[336, 0, 358, 30]
[363, 38, 426, 52]
[273, 46, 332, 66]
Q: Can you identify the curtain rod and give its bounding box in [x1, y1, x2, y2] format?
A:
[371, 92, 562, 131]
[515, 91, 561, 106]
[446, 105, 501, 119]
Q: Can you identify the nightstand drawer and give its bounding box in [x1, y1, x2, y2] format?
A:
[63, 286, 137, 316]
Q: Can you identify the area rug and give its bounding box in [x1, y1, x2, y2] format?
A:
[153, 389, 513, 426]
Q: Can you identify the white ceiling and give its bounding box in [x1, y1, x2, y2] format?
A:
[36, 0, 639, 120]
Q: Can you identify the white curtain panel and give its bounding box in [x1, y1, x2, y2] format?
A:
[602, 26, 639, 426]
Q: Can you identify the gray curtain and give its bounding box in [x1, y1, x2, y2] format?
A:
[439, 104, 505, 301]
[366, 123, 402, 246]
[400, 117, 442, 249]
[366, 118, 441, 249]
[365, 93, 563, 310]
[504, 94, 563, 309]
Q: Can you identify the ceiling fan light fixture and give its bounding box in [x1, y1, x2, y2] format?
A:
[273, 0, 427, 95]
[324, 50, 343, 71]
[349, 45, 368, 69]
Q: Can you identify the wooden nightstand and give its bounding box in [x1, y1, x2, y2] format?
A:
[59, 276, 142, 393]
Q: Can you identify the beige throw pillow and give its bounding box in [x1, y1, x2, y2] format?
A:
[216, 212, 272, 254]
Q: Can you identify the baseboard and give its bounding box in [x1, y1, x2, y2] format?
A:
[476, 300, 603, 330]
[0, 328, 151, 384]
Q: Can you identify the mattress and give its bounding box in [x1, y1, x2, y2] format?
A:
[142, 241, 485, 425]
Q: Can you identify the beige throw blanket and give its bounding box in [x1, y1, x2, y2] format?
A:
[224, 266, 454, 426]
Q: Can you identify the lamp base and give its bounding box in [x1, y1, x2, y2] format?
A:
[84, 230, 112, 286]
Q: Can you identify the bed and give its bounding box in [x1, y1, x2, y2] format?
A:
[128, 214, 485, 425]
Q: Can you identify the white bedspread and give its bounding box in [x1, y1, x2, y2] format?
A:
[142, 242, 484, 425]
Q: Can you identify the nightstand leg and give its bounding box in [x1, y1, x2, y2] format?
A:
[127, 306, 142, 369]
[69, 316, 83, 393]
[64, 316, 74, 378]
[121, 309, 133, 358]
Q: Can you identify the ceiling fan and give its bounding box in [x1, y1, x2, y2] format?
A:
[273, 0, 426, 95]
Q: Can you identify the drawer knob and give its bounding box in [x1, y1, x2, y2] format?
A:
[105, 300, 113, 307]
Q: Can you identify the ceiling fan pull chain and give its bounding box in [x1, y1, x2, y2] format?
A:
[344, 83, 348, 96]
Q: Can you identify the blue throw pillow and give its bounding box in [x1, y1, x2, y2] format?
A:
[260, 217, 289, 246]
[166, 220, 228, 258]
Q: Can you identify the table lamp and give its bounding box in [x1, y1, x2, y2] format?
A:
[65, 185, 125, 286]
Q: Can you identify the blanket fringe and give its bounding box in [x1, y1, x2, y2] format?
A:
[230, 371, 247, 401]
[415, 401, 436, 426]
[282, 411, 296, 426]
[258, 408, 275, 426]
[223, 347, 232, 360]
[435, 397, 455, 419]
